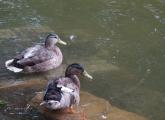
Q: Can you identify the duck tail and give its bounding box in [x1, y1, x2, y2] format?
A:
[5, 59, 23, 73]
[40, 101, 46, 106]
[40, 100, 61, 110]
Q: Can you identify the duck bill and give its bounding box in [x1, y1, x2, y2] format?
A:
[58, 39, 67, 45]
[83, 70, 93, 80]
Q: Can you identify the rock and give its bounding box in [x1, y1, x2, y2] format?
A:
[0, 113, 15, 120]
[0, 64, 66, 92]
[30, 91, 147, 120]
[0, 78, 147, 120]
[0, 79, 47, 92]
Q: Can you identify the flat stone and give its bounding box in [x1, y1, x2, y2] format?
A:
[30, 91, 147, 120]
[0, 78, 147, 120]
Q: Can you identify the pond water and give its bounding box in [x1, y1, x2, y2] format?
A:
[0, 0, 165, 120]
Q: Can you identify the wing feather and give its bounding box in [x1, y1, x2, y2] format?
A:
[16, 45, 54, 66]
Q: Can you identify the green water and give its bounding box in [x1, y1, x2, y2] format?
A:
[0, 0, 165, 120]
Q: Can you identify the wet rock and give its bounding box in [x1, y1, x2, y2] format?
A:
[0, 64, 66, 92]
[115, 87, 165, 120]
[0, 113, 15, 120]
[0, 79, 47, 92]
[0, 78, 148, 120]
[0, 79, 48, 109]
[30, 91, 147, 120]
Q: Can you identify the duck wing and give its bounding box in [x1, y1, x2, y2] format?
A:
[15, 45, 54, 67]
[6, 45, 43, 71]
[43, 79, 63, 102]
[57, 78, 80, 106]
[14, 45, 42, 60]
[43, 77, 79, 108]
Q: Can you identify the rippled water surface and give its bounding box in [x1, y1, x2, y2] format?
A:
[0, 0, 165, 120]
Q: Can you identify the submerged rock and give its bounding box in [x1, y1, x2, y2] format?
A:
[0, 78, 147, 120]
[30, 91, 147, 120]
[0, 113, 15, 120]
[0, 79, 47, 92]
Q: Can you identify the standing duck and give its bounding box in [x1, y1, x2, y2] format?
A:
[40, 63, 93, 112]
[5, 33, 67, 73]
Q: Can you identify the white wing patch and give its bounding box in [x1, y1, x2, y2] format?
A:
[57, 84, 74, 93]
[5, 59, 23, 73]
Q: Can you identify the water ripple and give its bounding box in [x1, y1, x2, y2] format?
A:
[144, 3, 165, 24]
[0, 0, 45, 27]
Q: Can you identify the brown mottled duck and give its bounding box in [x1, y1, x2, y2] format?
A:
[5, 33, 67, 73]
[40, 63, 93, 112]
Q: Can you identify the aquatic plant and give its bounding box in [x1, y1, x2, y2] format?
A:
[0, 100, 7, 108]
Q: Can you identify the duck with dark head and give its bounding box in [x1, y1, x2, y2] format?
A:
[40, 63, 93, 112]
[5, 33, 67, 73]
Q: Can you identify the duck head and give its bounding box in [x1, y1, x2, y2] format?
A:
[45, 33, 67, 48]
[65, 63, 93, 80]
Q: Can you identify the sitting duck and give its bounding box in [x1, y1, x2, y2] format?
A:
[40, 63, 93, 112]
[5, 33, 67, 73]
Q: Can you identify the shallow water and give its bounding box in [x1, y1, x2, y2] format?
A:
[0, 0, 165, 120]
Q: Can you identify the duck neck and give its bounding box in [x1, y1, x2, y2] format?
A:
[66, 74, 80, 88]
[45, 43, 55, 49]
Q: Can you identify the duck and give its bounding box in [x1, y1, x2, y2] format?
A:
[40, 63, 93, 112]
[5, 33, 67, 73]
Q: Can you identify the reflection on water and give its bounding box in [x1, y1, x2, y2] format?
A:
[0, 0, 165, 120]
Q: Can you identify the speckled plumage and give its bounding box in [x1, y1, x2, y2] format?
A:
[41, 63, 92, 110]
[43, 77, 80, 110]
[5, 34, 66, 73]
